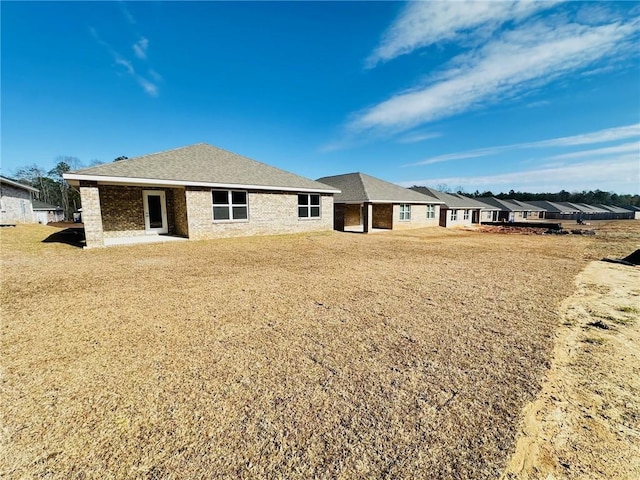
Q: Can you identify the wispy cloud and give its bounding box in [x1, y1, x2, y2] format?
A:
[366, 0, 557, 68]
[396, 131, 442, 144]
[549, 141, 639, 160]
[90, 23, 160, 97]
[351, 18, 639, 136]
[133, 37, 149, 60]
[407, 123, 640, 166]
[119, 1, 136, 25]
[398, 156, 640, 193]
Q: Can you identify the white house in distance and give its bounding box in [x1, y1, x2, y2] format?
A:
[410, 187, 486, 228]
[0, 175, 39, 224]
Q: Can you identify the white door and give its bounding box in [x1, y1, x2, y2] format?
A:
[143, 190, 168, 234]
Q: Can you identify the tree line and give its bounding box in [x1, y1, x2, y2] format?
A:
[433, 184, 639, 206]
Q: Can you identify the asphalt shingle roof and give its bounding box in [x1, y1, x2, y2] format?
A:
[527, 201, 580, 213]
[65, 143, 339, 193]
[0, 175, 39, 193]
[316, 172, 442, 204]
[411, 187, 487, 209]
[476, 197, 546, 212]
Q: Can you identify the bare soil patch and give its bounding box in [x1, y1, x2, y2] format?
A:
[502, 260, 640, 479]
[1, 221, 638, 478]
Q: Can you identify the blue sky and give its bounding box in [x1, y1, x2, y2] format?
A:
[2, 1, 639, 194]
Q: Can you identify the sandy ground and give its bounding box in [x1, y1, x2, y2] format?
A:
[502, 261, 640, 479]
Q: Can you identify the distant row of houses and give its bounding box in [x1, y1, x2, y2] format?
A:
[1, 144, 637, 247]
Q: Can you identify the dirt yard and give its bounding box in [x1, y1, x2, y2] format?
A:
[1, 221, 638, 479]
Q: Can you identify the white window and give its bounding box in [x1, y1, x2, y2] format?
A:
[400, 204, 411, 221]
[451, 210, 458, 221]
[426, 204, 435, 219]
[523, 211, 529, 219]
[298, 194, 321, 218]
[463, 209, 470, 220]
[212, 190, 248, 222]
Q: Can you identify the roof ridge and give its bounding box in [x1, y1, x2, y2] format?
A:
[357, 172, 372, 200]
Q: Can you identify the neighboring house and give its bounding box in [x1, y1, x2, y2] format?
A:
[63, 143, 339, 248]
[562, 203, 611, 221]
[476, 197, 546, 222]
[410, 187, 486, 228]
[527, 201, 580, 220]
[33, 201, 65, 224]
[0, 175, 39, 224]
[620, 205, 640, 220]
[316, 172, 443, 233]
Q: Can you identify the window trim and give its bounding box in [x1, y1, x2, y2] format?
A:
[399, 204, 411, 221]
[451, 209, 458, 221]
[463, 209, 470, 220]
[212, 189, 249, 223]
[426, 204, 435, 219]
[298, 193, 321, 219]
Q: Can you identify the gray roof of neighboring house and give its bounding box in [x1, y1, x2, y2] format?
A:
[411, 187, 487, 209]
[33, 200, 63, 211]
[316, 172, 443, 204]
[621, 204, 640, 212]
[564, 202, 609, 214]
[596, 204, 632, 214]
[0, 175, 39, 193]
[64, 143, 339, 193]
[527, 200, 580, 213]
[476, 197, 546, 212]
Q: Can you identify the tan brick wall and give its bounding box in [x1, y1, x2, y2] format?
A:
[98, 185, 185, 236]
[392, 204, 441, 230]
[344, 204, 361, 226]
[185, 188, 333, 240]
[373, 204, 393, 229]
[0, 183, 36, 224]
[79, 182, 104, 247]
[441, 208, 477, 228]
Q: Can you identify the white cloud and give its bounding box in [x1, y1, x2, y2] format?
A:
[133, 37, 148, 60]
[408, 123, 640, 166]
[397, 131, 442, 144]
[90, 28, 159, 97]
[366, 0, 557, 68]
[549, 141, 639, 160]
[398, 156, 640, 193]
[351, 18, 639, 136]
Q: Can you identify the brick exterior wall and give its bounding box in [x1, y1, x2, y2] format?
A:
[391, 204, 441, 230]
[440, 208, 479, 228]
[79, 182, 104, 248]
[0, 183, 36, 224]
[97, 185, 188, 238]
[373, 204, 393, 229]
[344, 204, 361, 226]
[185, 188, 334, 240]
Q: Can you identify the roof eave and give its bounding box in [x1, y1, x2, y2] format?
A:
[63, 173, 340, 194]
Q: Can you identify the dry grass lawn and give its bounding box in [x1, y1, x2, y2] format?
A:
[1, 221, 637, 479]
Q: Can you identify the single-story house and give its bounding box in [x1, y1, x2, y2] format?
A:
[315, 172, 443, 233]
[562, 202, 611, 221]
[0, 175, 39, 224]
[526, 201, 580, 220]
[476, 197, 546, 222]
[410, 187, 486, 228]
[597, 205, 634, 220]
[33, 200, 65, 224]
[63, 143, 340, 248]
[620, 205, 640, 220]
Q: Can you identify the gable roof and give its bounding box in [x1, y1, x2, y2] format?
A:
[316, 172, 443, 204]
[476, 197, 546, 212]
[597, 204, 633, 214]
[527, 200, 580, 213]
[0, 175, 39, 193]
[64, 143, 339, 194]
[411, 187, 487, 209]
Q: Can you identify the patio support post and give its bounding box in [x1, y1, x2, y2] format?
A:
[79, 181, 104, 248]
[363, 202, 373, 233]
